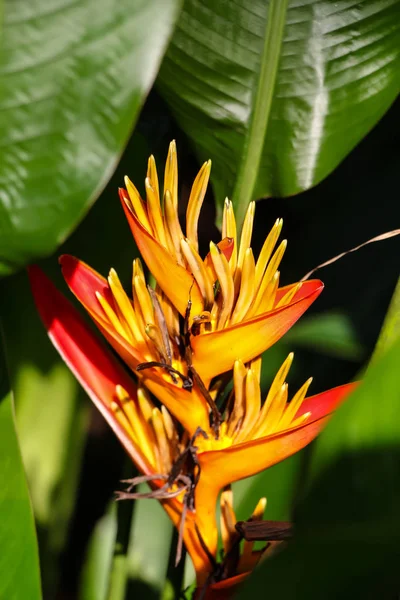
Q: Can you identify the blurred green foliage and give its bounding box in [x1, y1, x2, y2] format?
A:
[0, 329, 42, 600]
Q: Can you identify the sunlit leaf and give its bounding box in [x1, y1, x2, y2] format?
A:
[0, 0, 182, 274]
[157, 0, 400, 225]
[0, 327, 42, 600]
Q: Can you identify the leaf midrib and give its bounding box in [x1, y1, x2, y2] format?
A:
[232, 0, 289, 229]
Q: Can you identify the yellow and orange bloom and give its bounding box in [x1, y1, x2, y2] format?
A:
[29, 264, 355, 587]
[118, 141, 324, 381]
[58, 249, 322, 435]
[197, 489, 272, 598]
[28, 266, 212, 578]
[28, 142, 356, 592]
[173, 353, 355, 567]
[58, 148, 323, 432]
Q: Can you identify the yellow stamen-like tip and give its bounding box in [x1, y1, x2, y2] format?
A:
[108, 267, 118, 281]
[259, 497, 267, 511]
[305, 376, 313, 388]
[115, 385, 128, 401]
[133, 258, 144, 277]
[209, 241, 220, 255]
[254, 497, 267, 515]
[234, 358, 245, 369]
[124, 175, 131, 187]
[247, 201, 255, 215]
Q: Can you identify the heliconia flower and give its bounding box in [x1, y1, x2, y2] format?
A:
[179, 354, 356, 567]
[220, 488, 268, 576]
[59, 254, 211, 435]
[28, 266, 355, 588]
[196, 488, 272, 599]
[118, 141, 324, 381]
[58, 246, 321, 435]
[27, 265, 212, 580]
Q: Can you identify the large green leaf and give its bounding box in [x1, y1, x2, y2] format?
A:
[0, 328, 42, 600]
[157, 0, 400, 225]
[237, 336, 400, 599]
[0, 0, 182, 275]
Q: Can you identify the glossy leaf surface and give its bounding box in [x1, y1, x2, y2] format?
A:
[0, 0, 182, 274]
[157, 0, 400, 224]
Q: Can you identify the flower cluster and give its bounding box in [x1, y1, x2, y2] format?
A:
[29, 142, 354, 596]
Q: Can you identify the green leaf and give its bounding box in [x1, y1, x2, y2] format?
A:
[0, 327, 42, 600]
[285, 311, 364, 361]
[80, 505, 118, 600]
[372, 276, 400, 360]
[126, 484, 174, 596]
[157, 0, 400, 225]
[237, 336, 400, 599]
[233, 453, 303, 524]
[0, 0, 182, 275]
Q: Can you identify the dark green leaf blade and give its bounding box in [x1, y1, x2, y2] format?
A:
[157, 0, 400, 224]
[237, 336, 400, 599]
[0, 0, 182, 275]
[0, 329, 42, 600]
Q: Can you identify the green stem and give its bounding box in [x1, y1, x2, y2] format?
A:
[371, 277, 400, 362]
[232, 0, 289, 230]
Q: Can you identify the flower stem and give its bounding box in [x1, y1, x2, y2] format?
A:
[232, 0, 289, 230]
